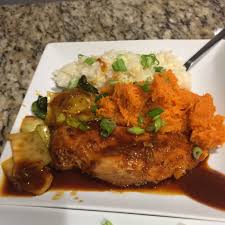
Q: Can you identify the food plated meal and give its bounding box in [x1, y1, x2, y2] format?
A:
[2, 50, 225, 194]
[0, 41, 225, 221]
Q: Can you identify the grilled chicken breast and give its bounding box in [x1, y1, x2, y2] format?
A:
[50, 125, 208, 186]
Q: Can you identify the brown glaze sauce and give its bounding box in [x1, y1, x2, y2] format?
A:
[1, 160, 225, 211]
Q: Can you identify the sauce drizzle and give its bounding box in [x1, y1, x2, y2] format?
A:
[1, 161, 225, 211]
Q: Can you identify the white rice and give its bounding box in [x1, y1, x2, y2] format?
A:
[53, 50, 191, 90]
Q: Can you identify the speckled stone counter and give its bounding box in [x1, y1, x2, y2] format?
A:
[0, 0, 225, 153]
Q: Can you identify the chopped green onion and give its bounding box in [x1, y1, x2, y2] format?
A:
[152, 114, 161, 121]
[147, 118, 165, 133]
[66, 117, 80, 128]
[101, 219, 113, 225]
[84, 57, 96, 65]
[138, 80, 150, 92]
[77, 75, 99, 94]
[140, 54, 159, 69]
[56, 113, 66, 123]
[154, 66, 165, 72]
[138, 115, 144, 126]
[95, 93, 108, 102]
[67, 78, 78, 89]
[112, 58, 127, 72]
[91, 104, 98, 113]
[154, 118, 164, 132]
[192, 147, 202, 160]
[78, 123, 90, 131]
[100, 119, 116, 137]
[148, 107, 164, 118]
[31, 96, 47, 119]
[66, 116, 90, 131]
[127, 126, 145, 135]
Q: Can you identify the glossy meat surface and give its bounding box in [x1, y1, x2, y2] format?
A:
[50, 125, 207, 186]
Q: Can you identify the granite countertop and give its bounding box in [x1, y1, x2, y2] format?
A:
[0, 0, 225, 153]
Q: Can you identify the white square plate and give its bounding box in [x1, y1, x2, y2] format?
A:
[1, 205, 224, 225]
[1, 40, 225, 222]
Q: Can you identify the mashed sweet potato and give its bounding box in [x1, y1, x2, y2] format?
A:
[97, 70, 225, 150]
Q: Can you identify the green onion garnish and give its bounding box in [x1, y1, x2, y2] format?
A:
[66, 117, 80, 128]
[138, 115, 144, 126]
[192, 147, 202, 160]
[154, 66, 165, 72]
[95, 93, 108, 102]
[78, 123, 90, 131]
[112, 58, 127, 72]
[84, 57, 96, 65]
[67, 78, 78, 89]
[91, 104, 98, 113]
[154, 117, 164, 132]
[101, 219, 113, 225]
[148, 107, 164, 118]
[100, 119, 116, 137]
[138, 80, 150, 92]
[127, 126, 145, 135]
[147, 118, 165, 133]
[140, 54, 159, 69]
[152, 114, 161, 121]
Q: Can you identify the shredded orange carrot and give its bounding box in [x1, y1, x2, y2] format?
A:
[97, 70, 225, 150]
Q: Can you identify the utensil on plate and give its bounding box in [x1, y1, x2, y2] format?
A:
[184, 28, 225, 70]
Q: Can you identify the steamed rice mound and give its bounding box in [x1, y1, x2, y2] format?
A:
[54, 50, 191, 90]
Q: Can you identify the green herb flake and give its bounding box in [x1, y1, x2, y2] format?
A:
[84, 57, 96, 65]
[101, 219, 113, 225]
[79, 123, 90, 131]
[100, 119, 116, 137]
[138, 80, 150, 92]
[138, 115, 144, 126]
[192, 146, 202, 160]
[140, 54, 159, 69]
[91, 104, 98, 113]
[148, 107, 164, 118]
[67, 78, 78, 89]
[154, 118, 163, 132]
[112, 58, 127, 72]
[154, 66, 165, 73]
[127, 126, 145, 135]
[66, 117, 80, 128]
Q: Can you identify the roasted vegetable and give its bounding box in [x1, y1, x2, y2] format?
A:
[35, 125, 50, 147]
[20, 116, 45, 132]
[77, 75, 99, 94]
[46, 89, 96, 125]
[31, 96, 47, 119]
[8, 132, 51, 167]
[2, 157, 14, 179]
[5, 131, 53, 195]
[20, 116, 50, 147]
